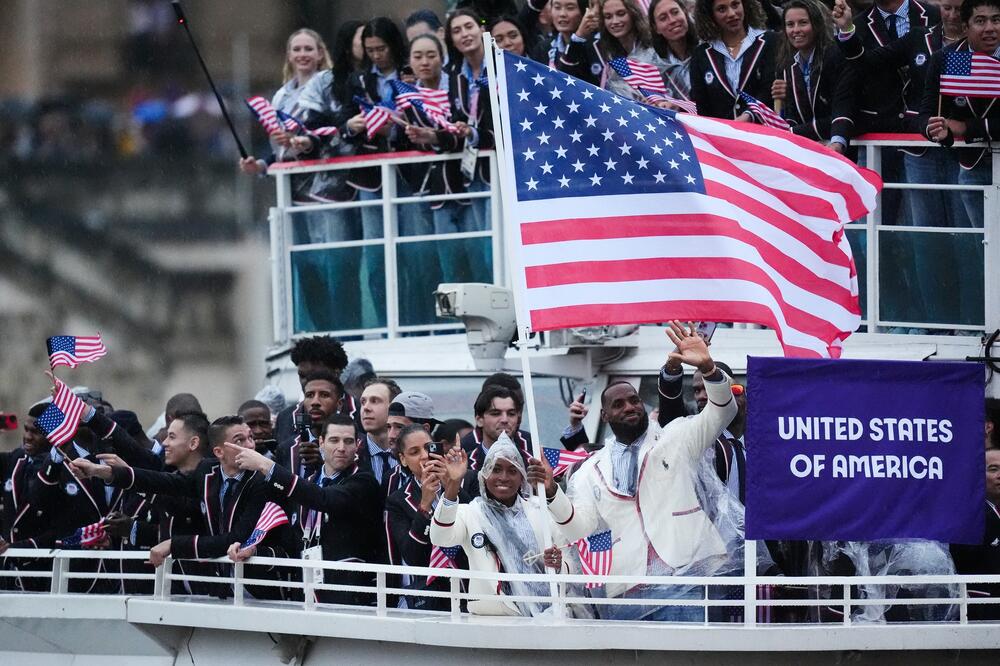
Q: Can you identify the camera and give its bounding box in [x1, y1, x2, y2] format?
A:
[428, 441, 442, 456]
[0, 413, 18, 431]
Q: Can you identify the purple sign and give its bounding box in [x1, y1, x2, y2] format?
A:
[746, 357, 985, 544]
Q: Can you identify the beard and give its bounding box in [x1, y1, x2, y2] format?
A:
[609, 411, 649, 445]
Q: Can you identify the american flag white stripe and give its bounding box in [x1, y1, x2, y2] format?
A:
[493, 50, 880, 358]
[47, 334, 108, 369]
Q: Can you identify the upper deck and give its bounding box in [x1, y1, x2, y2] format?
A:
[263, 135, 998, 406]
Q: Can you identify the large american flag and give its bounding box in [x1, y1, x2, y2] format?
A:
[494, 51, 879, 357]
[543, 446, 590, 477]
[47, 335, 107, 369]
[426, 544, 462, 585]
[608, 57, 697, 114]
[940, 51, 1000, 98]
[240, 502, 289, 551]
[58, 521, 107, 549]
[576, 530, 614, 588]
[36, 378, 88, 446]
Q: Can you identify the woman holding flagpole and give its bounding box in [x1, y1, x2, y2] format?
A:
[688, 0, 780, 120]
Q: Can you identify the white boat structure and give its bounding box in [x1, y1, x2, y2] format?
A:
[3, 139, 999, 663]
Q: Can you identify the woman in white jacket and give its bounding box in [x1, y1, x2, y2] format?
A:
[429, 434, 571, 617]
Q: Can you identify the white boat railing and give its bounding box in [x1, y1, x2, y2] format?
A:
[2, 548, 998, 634]
[266, 137, 998, 346]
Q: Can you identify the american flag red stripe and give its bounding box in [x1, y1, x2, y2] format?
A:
[940, 51, 1000, 97]
[47, 334, 108, 369]
[495, 52, 879, 358]
[36, 379, 88, 447]
[241, 502, 289, 550]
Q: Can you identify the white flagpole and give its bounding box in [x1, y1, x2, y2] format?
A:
[483, 33, 564, 618]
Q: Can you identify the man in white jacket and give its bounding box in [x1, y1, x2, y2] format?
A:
[537, 320, 738, 621]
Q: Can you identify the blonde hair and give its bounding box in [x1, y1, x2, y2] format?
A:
[282, 28, 333, 83]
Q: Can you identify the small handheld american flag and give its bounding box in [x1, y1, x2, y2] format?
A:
[739, 92, 790, 131]
[354, 96, 397, 139]
[47, 334, 107, 369]
[58, 521, 107, 549]
[608, 57, 698, 114]
[576, 530, 614, 588]
[275, 109, 340, 137]
[246, 96, 283, 134]
[36, 378, 88, 447]
[239, 502, 289, 553]
[389, 80, 458, 132]
[426, 545, 462, 585]
[940, 51, 1000, 98]
[542, 447, 590, 478]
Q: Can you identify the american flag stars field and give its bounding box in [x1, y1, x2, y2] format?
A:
[507, 60, 705, 203]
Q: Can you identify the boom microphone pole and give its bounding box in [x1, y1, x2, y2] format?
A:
[171, 0, 249, 158]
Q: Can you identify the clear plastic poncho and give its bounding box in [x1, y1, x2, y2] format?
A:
[474, 433, 550, 617]
[818, 540, 957, 623]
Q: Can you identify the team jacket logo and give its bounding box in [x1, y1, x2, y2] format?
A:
[705, 71, 715, 85]
[65, 482, 79, 496]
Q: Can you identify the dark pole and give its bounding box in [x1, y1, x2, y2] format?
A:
[171, 0, 249, 158]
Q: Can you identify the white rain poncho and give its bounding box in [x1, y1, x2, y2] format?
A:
[473, 432, 550, 617]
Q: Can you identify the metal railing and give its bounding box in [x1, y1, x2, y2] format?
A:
[852, 135, 997, 336]
[2, 548, 998, 630]
[266, 138, 998, 345]
[268, 151, 503, 341]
